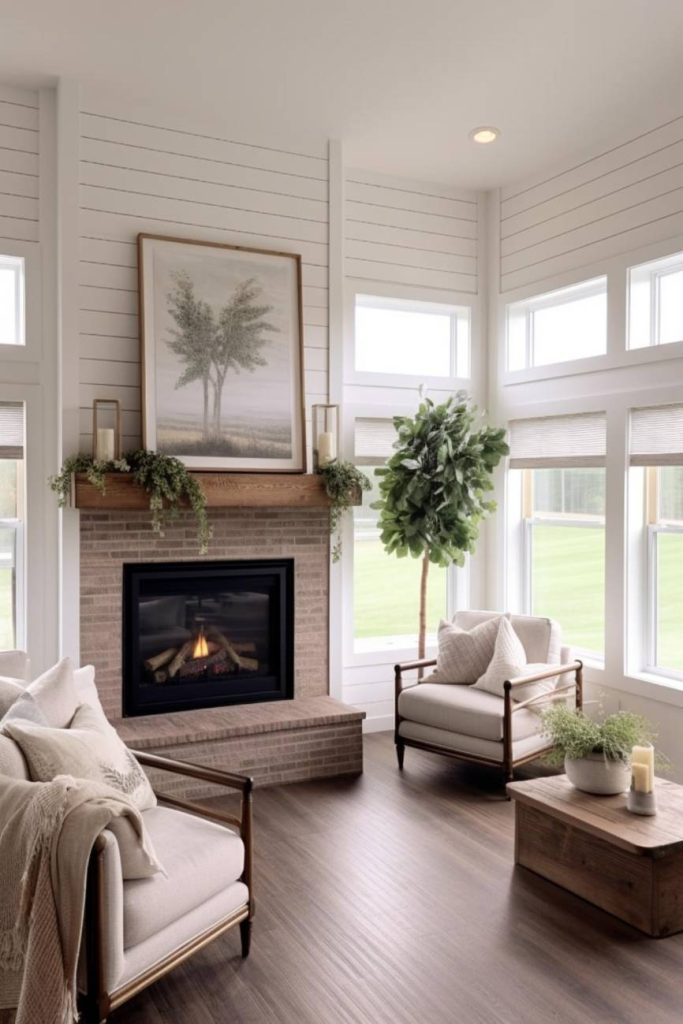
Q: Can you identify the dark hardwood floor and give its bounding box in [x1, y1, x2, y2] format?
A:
[111, 734, 683, 1024]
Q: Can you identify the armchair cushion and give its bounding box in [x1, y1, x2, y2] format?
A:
[398, 682, 541, 742]
[429, 615, 504, 684]
[122, 806, 245, 949]
[0, 649, 30, 681]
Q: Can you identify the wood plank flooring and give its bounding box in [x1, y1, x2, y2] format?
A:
[110, 734, 683, 1024]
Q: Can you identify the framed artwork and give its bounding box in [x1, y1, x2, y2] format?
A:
[138, 233, 305, 472]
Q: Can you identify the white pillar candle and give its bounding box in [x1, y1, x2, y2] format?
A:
[632, 762, 650, 794]
[317, 431, 336, 466]
[96, 427, 115, 462]
[631, 745, 655, 793]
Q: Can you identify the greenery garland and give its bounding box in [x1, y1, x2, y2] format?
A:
[318, 459, 371, 562]
[49, 450, 212, 554]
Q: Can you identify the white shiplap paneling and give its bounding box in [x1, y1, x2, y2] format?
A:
[78, 105, 329, 451]
[0, 86, 39, 244]
[344, 168, 479, 295]
[500, 116, 683, 293]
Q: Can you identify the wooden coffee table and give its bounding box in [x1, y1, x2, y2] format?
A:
[507, 775, 683, 936]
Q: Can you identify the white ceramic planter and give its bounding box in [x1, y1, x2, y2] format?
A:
[564, 753, 631, 795]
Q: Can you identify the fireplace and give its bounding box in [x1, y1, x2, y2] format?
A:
[122, 559, 294, 716]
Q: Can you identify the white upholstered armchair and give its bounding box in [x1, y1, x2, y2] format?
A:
[395, 610, 583, 785]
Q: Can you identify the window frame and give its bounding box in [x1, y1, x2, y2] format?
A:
[644, 467, 683, 681]
[506, 275, 608, 373]
[0, 242, 41, 364]
[628, 251, 683, 350]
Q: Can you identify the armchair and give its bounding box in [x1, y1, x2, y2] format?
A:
[81, 750, 253, 1024]
[394, 611, 583, 786]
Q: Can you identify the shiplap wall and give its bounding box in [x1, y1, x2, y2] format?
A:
[344, 168, 478, 296]
[0, 85, 39, 245]
[500, 115, 683, 294]
[77, 99, 329, 452]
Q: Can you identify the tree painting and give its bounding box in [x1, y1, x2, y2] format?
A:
[166, 272, 279, 443]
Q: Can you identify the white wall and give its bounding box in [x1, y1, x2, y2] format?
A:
[74, 88, 330, 454]
[488, 116, 683, 779]
[338, 168, 485, 730]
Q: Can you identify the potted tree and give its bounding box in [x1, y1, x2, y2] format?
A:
[373, 393, 508, 662]
[541, 705, 660, 794]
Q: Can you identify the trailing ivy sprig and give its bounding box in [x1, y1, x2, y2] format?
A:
[317, 459, 371, 562]
[49, 450, 212, 554]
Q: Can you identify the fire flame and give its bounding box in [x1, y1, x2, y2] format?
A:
[193, 626, 209, 659]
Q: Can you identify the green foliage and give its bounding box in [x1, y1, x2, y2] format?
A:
[50, 450, 211, 554]
[318, 460, 371, 562]
[373, 393, 509, 568]
[541, 705, 659, 766]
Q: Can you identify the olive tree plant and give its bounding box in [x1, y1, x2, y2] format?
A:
[373, 394, 508, 661]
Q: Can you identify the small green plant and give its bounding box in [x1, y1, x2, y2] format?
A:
[317, 460, 371, 562]
[50, 450, 211, 553]
[541, 705, 658, 767]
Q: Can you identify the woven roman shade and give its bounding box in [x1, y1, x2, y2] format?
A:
[630, 405, 683, 466]
[508, 412, 606, 468]
[0, 402, 23, 459]
[353, 417, 397, 465]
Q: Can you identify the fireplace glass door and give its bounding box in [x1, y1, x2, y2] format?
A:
[122, 559, 294, 716]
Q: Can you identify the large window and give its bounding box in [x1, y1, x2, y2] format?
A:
[0, 403, 25, 648]
[352, 417, 447, 652]
[506, 277, 607, 371]
[631, 405, 683, 677]
[629, 251, 683, 350]
[355, 294, 470, 379]
[0, 255, 25, 347]
[509, 413, 606, 658]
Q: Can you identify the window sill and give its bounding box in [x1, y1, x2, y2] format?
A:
[584, 665, 683, 710]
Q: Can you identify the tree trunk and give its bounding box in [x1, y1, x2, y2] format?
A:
[202, 375, 209, 441]
[213, 374, 225, 438]
[418, 550, 430, 677]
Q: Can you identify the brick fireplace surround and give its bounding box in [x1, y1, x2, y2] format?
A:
[80, 507, 364, 794]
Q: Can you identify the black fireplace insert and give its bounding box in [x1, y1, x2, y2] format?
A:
[122, 559, 294, 717]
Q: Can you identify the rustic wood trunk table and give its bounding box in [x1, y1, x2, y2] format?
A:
[507, 775, 683, 937]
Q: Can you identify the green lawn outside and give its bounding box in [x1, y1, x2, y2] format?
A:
[354, 527, 682, 671]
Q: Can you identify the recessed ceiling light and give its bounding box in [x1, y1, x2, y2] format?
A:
[469, 126, 500, 144]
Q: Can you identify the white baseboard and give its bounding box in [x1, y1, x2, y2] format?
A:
[362, 714, 393, 733]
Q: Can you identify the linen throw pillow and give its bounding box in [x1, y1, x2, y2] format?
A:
[5, 702, 157, 811]
[473, 617, 557, 700]
[429, 615, 504, 684]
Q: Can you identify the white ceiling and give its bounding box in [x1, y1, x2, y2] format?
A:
[2, 0, 683, 190]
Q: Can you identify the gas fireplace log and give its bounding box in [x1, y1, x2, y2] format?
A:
[206, 627, 244, 668]
[177, 650, 229, 679]
[232, 642, 256, 656]
[144, 648, 178, 673]
[167, 641, 193, 678]
[153, 669, 169, 684]
[238, 656, 259, 672]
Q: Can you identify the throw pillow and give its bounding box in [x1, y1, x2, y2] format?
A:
[0, 650, 30, 681]
[0, 691, 48, 728]
[473, 618, 557, 700]
[74, 664, 106, 715]
[429, 615, 504, 684]
[107, 816, 166, 880]
[0, 676, 25, 717]
[5, 702, 157, 811]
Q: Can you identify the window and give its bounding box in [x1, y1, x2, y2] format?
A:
[629, 251, 683, 349]
[630, 405, 683, 677]
[0, 255, 25, 347]
[352, 416, 447, 652]
[506, 277, 607, 371]
[355, 294, 470, 379]
[509, 413, 606, 657]
[0, 402, 25, 648]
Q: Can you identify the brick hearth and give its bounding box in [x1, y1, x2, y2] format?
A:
[79, 506, 364, 789]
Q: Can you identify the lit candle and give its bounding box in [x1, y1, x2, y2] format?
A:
[96, 427, 115, 462]
[317, 431, 336, 467]
[631, 744, 655, 793]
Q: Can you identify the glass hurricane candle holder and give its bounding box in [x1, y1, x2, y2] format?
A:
[92, 399, 121, 462]
[312, 404, 339, 471]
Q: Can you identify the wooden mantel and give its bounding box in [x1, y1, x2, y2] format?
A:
[72, 472, 360, 510]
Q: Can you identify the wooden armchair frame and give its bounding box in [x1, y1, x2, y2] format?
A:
[394, 658, 583, 786]
[81, 750, 254, 1024]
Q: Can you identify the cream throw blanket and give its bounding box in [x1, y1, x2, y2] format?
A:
[0, 774, 155, 1024]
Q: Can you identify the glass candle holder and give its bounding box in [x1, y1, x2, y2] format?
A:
[92, 399, 121, 462]
[312, 404, 339, 471]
